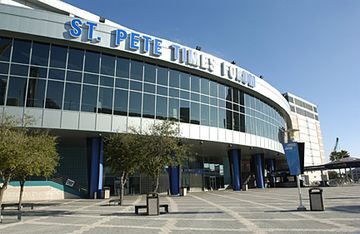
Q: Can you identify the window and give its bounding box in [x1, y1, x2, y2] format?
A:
[218, 108, 226, 128]
[144, 63, 156, 83]
[0, 75, 7, 105]
[169, 70, 180, 88]
[100, 76, 113, 87]
[49, 68, 65, 80]
[63, 83, 81, 111]
[50, 45, 67, 68]
[98, 87, 113, 114]
[218, 85, 226, 99]
[191, 76, 200, 92]
[116, 57, 129, 78]
[233, 112, 240, 131]
[45, 81, 64, 109]
[29, 66, 47, 78]
[201, 104, 209, 126]
[66, 71, 82, 82]
[31, 42, 49, 66]
[10, 64, 28, 76]
[130, 60, 143, 81]
[26, 78, 45, 108]
[190, 102, 200, 124]
[143, 94, 155, 118]
[156, 96, 167, 119]
[7, 77, 26, 106]
[81, 85, 98, 112]
[180, 72, 190, 90]
[0, 37, 11, 61]
[210, 81, 217, 98]
[169, 98, 179, 120]
[169, 88, 179, 98]
[130, 80, 142, 91]
[68, 48, 84, 71]
[83, 73, 98, 85]
[0, 63, 9, 75]
[114, 89, 128, 115]
[156, 85, 167, 96]
[157, 67, 168, 86]
[84, 51, 100, 73]
[144, 83, 155, 93]
[200, 78, 209, 94]
[209, 106, 218, 127]
[12, 39, 31, 64]
[129, 91, 142, 116]
[115, 78, 128, 89]
[180, 100, 190, 123]
[101, 53, 115, 76]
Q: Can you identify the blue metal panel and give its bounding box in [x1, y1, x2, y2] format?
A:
[230, 149, 241, 191]
[254, 154, 265, 189]
[267, 159, 276, 188]
[97, 138, 104, 198]
[169, 166, 180, 195]
[89, 137, 104, 199]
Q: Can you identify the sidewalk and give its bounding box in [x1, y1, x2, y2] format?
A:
[0, 185, 359, 233]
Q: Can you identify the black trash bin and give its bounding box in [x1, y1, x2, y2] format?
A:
[146, 193, 159, 215]
[309, 188, 324, 211]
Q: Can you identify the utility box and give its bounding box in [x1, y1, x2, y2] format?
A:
[104, 187, 110, 199]
[309, 188, 324, 211]
[146, 193, 159, 215]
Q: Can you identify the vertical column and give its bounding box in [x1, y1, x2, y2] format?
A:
[254, 154, 265, 189]
[98, 138, 104, 198]
[88, 137, 104, 199]
[229, 149, 241, 191]
[267, 159, 276, 188]
[168, 166, 180, 195]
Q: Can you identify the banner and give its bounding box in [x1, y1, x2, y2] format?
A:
[283, 142, 303, 175]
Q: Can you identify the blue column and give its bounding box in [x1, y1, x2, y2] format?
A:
[89, 137, 104, 199]
[97, 138, 104, 198]
[168, 166, 180, 195]
[254, 154, 265, 189]
[229, 149, 241, 191]
[267, 159, 276, 188]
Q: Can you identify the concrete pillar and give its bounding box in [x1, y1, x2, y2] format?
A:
[254, 154, 265, 189]
[229, 149, 241, 191]
[168, 166, 180, 195]
[88, 137, 104, 199]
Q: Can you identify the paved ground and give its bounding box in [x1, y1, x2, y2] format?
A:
[0, 185, 359, 233]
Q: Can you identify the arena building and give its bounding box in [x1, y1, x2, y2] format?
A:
[0, 0, 295, 200]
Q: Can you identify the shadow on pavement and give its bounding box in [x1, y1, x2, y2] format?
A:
[2, 210, 74, 217]
[327, 205, 360, 213]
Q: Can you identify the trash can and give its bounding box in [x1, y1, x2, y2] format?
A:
[309, 188, 324, 211]
[181, 187, 187, 196]
[146, 193, 159, 215]
[104, 187, 110, 199]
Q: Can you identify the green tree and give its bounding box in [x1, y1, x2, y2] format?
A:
[136, 120, 188, 193]
[0, 115, 27, 222]
[0, 115, 59, 222]
[330, 150, 350, 161]
[104, 133, 141, 205]
[15, 132, 59, 211]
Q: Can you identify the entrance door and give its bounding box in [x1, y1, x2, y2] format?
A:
[209, 176, 216, 190]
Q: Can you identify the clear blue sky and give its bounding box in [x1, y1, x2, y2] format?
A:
[65, 0, 360, 160]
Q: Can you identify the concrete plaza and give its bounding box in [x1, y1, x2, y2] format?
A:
[0, 185, 359, 233]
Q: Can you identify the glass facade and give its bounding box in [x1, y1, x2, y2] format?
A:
[0, 36, 287, 142]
